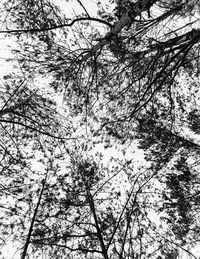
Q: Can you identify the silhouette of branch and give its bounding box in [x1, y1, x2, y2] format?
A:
[21, 177, 47, 259]
[76, 0, 90, 17]
[0, 119, 75, 140]
[87, 190, 109, 259]
[31, 241, 102, 254]
[0, 17, 112, 34]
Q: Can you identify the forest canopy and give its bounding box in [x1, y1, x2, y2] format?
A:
[0, 0, 200, 258]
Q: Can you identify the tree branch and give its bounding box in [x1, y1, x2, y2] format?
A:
[81, 0, 160, 61]
[21, 177, 47, 259]
[87, 190, 109, 259]
[0, 119, 75, 140]
[76, 0, 90, 17]
[31, 241, 102, 254]
[0, 17, 112, 34]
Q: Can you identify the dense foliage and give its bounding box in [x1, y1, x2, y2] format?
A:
[0, 0, 200, 258]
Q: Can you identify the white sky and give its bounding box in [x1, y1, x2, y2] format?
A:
[0, 37, 15, 79]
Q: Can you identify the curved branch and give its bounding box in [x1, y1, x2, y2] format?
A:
[0, 17, 112, 34]
[159, 234, 198, 259]
[0, 119, 75, 140]
[76, 0, 90, 17]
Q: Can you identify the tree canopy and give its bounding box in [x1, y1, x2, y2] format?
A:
[0, 0, 200, 258]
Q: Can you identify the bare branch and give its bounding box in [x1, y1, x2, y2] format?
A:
[21, 177, 47, 259]
[87, 190, 109, 259]
[0, 119, 75, 140]
[0, 17, 112, 34]
[76, 0, 90, 17]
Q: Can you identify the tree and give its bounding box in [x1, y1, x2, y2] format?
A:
[1, 0, 200, 258]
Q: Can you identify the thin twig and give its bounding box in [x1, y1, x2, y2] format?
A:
[76, 0, 90, 17]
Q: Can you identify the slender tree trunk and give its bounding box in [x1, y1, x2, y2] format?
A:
[87, 190, 109, 259]
[21, 178, 46, 259]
